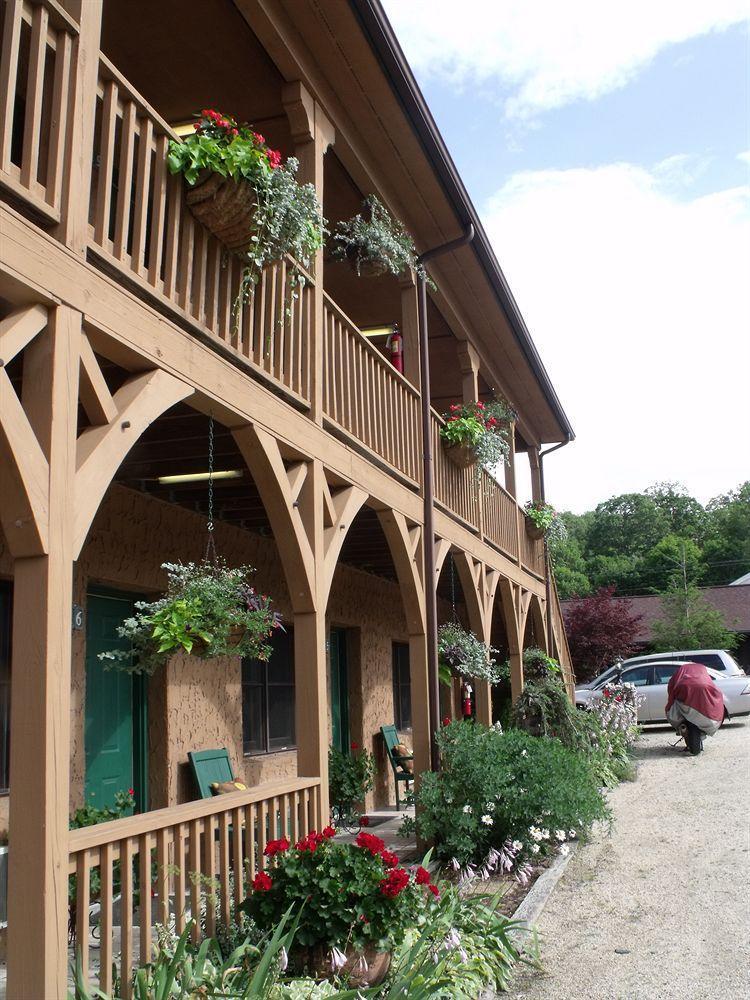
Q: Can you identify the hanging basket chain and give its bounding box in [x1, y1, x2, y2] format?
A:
[449, 552, 461, 625]
[204, 415, 218, 566]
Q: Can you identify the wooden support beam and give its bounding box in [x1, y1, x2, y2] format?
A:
[78, 330, 117, 425]
[399, 269, 420, 390]
[322, 484, 368, 602]
[7, 305, 80, 1000]
[528, 445, 543, 504]
[0, 303, 47, 364]
[498, 577, 524, 700]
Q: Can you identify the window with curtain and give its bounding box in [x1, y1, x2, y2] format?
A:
[242, 626, 295, 755]
[392, 642, 412, 731]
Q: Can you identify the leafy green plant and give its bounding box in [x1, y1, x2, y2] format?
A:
[411, 721, 609, 867]
[98, 561, 283, 675]
[240, 829, 438, 956]
[330, 195, 430, 283]
[437, 622, 501, 685]
[328, 744, 376, 827]
[439, 399, 515, 474]
[168, 109, 324, 305]
[69, 789, 136, 916]
[524, 501, 567, 543]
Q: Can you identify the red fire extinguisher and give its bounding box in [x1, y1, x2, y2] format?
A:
[462, 682, 473, 720]
[387, 324, 403, 374]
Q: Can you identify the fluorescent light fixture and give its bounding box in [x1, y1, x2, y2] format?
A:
[171, 121, 196, 137]
[361, 324, 395, 339]
[157, 470, 243, 485]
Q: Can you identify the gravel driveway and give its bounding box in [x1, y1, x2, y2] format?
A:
[509, 719, 750, 1000]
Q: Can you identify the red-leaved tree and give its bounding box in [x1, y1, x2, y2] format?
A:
[564, 586, 643, 682]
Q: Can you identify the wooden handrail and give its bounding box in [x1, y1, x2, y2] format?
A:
[97, 53, 178, 140]
[68, 775, 321, 853]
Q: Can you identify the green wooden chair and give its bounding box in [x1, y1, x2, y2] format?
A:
[188, 747, 236, 799]
[380, 725, 413, 810]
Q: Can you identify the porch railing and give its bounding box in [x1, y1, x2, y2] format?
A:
[68, 776, 321, 997]
[519, 516, 545, 578]
[88, 54, 313, 405]
[0, 0, 77, 221]
[481, 469, 519, 560]
[431, 411, 480, 529]
[323, 294, 421, 484]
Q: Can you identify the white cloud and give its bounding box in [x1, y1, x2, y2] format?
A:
[382, 0, 748, 119]
[482, 161, 750, 511]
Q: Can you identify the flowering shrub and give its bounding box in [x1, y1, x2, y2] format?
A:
[330, 194, 430, 283]
[438, 622, 501, 685]
[411, 722, 608, 867]
[168, 110, 324, 298]
[328, 743, 376, 828]
[524, 501, 568, 543]
[98, 561, 283, 675]
[240, 829, 438, 955]
[439, 399, 515, 473]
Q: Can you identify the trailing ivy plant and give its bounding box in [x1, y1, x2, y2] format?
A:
[330, 194, 432, 284]
[168, 110, 325, 304]
[98, 561, 283, 675]
[524, 501, 567, 543]
[438, 622, 501, 685]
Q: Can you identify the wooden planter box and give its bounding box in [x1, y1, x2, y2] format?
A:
[184, 170, 257, 255]
[443, 441, 478, 469]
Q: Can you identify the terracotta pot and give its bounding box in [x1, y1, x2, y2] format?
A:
[443, 441, 478, 469]
[184, 170, 257, 255]
[525, 517, 545, 541]
[293, 945, 392, 987]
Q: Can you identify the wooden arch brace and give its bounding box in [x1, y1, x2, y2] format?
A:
[376, 509, 425, 634]
[74, 366, 194, 557]
[233, 425, 368, 613]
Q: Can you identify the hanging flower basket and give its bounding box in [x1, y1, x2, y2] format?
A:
[437, 622, 501, 685]
[184, 170, 258, 256]
[443, 440, 479, 468]
[190, 622, 247, 655]
[524, 517, 545, 541]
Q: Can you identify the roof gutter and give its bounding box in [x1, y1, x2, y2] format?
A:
[348, 0, 575, 444]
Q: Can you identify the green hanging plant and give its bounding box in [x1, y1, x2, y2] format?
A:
[438, 622, 501, 685]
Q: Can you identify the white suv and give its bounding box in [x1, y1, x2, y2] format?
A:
[621, 649, 744, 676]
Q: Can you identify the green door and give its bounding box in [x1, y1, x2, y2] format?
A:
[329, 628, 350, 754]
[85, 592, 146, 813]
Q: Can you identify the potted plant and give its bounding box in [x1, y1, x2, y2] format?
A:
[523, 501, 566, 542]
[167, 110, 324, 300]
[328, 743, 376, 832]
[240, 828, 439, 987]
[437, 622, 501, 685]
[439, 399, 515, 471]
[329, 194, 431, 282]
[98, 560, 283, 675]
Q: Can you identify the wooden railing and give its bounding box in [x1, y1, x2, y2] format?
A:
[481, 469, 519, 559]
[87, 55, 313, 404]
[0, 0, 77, 220]
[323, 294, 421, 483]
[549, 575, 575, 695]
[68, 777, 321, 997]
[432, 412, 480, 529]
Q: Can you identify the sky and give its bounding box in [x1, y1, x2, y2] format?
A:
[381, 0, 750, 514]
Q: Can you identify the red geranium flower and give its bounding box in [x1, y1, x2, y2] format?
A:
[350, 741, 360, 750]
[428, 884, 440, 897]
[252, 871, 272, 892]
[415, 866, 431, 885]
[381, 850, 399, 869]
[321, 825, 337, 839]
[267, 149, 282, 169]
[296, 831, 325, 853]
[356, 831, 386, 856]
[379, 867, 410, 898]
[359, 815, 370, 827]
[442, 716, 451, 726]
[264, 838, 290, 857]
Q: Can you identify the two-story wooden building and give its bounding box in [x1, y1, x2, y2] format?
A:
[0, 0, 574, 994]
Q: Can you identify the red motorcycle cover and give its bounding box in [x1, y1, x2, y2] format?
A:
[666, 662, 724, 724]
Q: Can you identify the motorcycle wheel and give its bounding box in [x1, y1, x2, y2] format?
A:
[685, 721, 703, 756]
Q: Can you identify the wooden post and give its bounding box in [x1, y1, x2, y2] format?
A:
[528, 446, 542, 503]
[56, 0, 103, 253]
[399, 269, 421, 391]
[457, 341, 480, 405]
[6, 306, 80, 999]
[282, 82, 335, 425]
[505, 418, 517, 498]
[293, 609, 329, 827]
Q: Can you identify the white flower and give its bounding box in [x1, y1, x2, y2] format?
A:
[529, 826, 543, 842]
[484, 802, 495, 812]
[521, 749, 527, 757]
[450, 857, 461, 871]
[462, 804, 473, 814]
[481, 814, 494, 826]
[555, 830, 566, 842]
[330, 946, 348, 973]
[540, 829, 550, 840]
[353, 954, 369, 976]
[530, 844, 540, 854]
[512, 840, 523, 852]
[559, 844, 569, 856]
[568, 829, 576, 839]
[279, 947, 288, 972]
[519, 788, 527, 795]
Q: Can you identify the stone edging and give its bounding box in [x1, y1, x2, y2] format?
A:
[510, 841, 578, 927]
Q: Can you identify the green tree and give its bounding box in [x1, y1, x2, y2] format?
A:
[550, 528, 591, 598]
[640, 534, 705, 594]
[587, 494, 668, 561]
[701, 482, 750, 585]
[645, 482, 707, 541]
[651, 581, 739, 652]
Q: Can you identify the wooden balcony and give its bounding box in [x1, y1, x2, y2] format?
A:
[0, 0, 545, 580]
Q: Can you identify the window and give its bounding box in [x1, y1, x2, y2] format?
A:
[242, 627, 295, 755]
[392, 643, 412, 731]
[621, 666, 653, 687]
[654, 664, 680, 685]
[0, 581, 10, 793]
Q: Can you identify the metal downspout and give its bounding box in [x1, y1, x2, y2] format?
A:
[538, 437, 572, 655]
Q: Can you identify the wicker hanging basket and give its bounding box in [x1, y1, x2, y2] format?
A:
[184, 170, 258, 255]
[346, 249, 390, 278]
[524, 517, 545, 541]
[443, 441, 478, 469]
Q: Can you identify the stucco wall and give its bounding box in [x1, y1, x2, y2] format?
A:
[0, 482, 440, 829]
